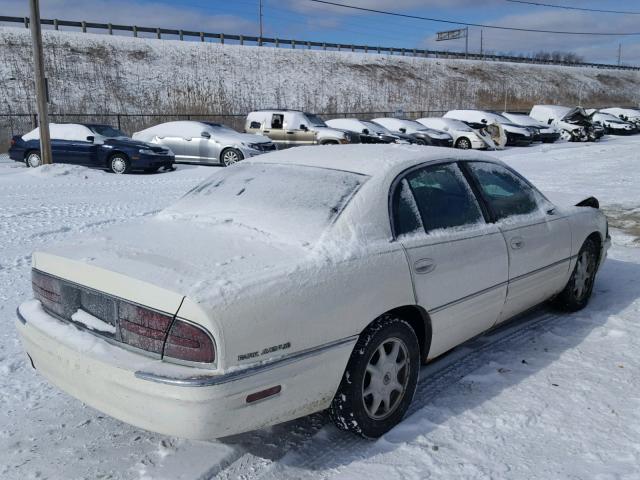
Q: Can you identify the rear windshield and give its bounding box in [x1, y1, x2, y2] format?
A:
[164, 163, 367, 243]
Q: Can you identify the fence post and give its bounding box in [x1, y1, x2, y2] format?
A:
[351, 44, 354, 52]
[179, 30, 183, 41]
[377, 46, 380, 54]
[116, 114, 121, 130]
[24, 17, 28, 28]
[307, 41, 310, 49]
[364, 46, 368, 53]
[81, 21, 86, 33]
[220, 33, 224, 44]
[275, 38, 279, 48]
[338, 44, 341, 51]
[239, 35, 243, 45]
[322, 42, 326, 50]
[390, 47, 393, 55]
[200, 32, 204, 42]
[156, 28, 161, 39]
[54, 19, 58, 30]
[133, 25, 138, 37]
[292, 40, 295, 49]
[108, 23, 112, 34]
[32, 113, 38, 128]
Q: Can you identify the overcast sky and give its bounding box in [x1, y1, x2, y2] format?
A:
[2, 0, 638, 65]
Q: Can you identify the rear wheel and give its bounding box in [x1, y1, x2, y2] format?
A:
[553, 237, 599, 311]
[109, 154, 130, 174]
[456, 137, 472, 149]
[415, 138, 427, 146]
[26, 151, 42, 168]
[220, 148, 243, 166]
[329, 316, 419, 438]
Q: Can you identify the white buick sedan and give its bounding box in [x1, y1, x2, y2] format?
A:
[16, 145, 609, 439]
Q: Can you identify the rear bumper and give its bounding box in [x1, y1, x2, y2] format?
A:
[16, 300, 354, 439]
[8, 147, 23, 161]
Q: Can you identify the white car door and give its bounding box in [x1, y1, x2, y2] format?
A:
[464, 161, 572, 322]
[392, 162, 509, 359]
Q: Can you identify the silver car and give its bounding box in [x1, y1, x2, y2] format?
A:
[133, 121, 276, 166]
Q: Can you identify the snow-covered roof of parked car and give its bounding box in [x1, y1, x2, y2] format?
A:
[248, 144, 495, 176]
[22, 123, 93, 142]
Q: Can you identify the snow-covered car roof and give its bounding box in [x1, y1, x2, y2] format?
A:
[134, 121, 237, 138]
[248, 144, 496, 177]
[529, 105, 572, 120]
[22, 123, 94, 142]
[600, 107, 640, 119]
[417, 117, 474, 132]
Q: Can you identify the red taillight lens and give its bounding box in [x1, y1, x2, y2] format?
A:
[118, 303, 172, 355]
[164, 319, 215, 363]
[10, 138, 16, 146]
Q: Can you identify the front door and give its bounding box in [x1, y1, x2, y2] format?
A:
[66, 139, 99, 166]
[263, 113, 287, 146]
[392, 162, 509, 359]
[464, 161, 572, 322]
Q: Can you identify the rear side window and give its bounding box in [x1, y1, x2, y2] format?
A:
[392, 163, 484, 236]
[466, 162, 540, 220]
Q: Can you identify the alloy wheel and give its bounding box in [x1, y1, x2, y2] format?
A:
[362, 337, 410, 420]
[222, 150, 240, 166]
[573, 250, 594, 300]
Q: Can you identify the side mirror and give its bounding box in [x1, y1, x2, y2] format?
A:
[443, 126, 450, 131]
[299, 124, 308, 131]
[362, 128, 370, 134]
[201, 131, 211, 139]
[86, 135, 94, 143]
[399, 128, 407, 133]
[481, 119, 487, 124]
[250, 121, 261, 129]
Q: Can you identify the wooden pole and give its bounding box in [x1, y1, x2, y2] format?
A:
[29, 0, 52, 165]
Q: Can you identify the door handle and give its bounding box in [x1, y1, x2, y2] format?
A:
[510, 237, 525, 250]
[286, 131, 295, 134]
[414, 258, 436, 274]
[263, 130, 270, 133]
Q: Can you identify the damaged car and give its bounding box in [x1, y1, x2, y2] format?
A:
[444, 110, 534, 147]
[370, 118, 454, 147]
[529, 105, 605, 142]
[588, 111, 637, 135]
[501, 112, 561, 143]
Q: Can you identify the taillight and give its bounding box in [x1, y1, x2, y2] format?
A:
[10, 138, 16, 146]
[164, 319, 215, 363]
[119, 303, 172, 355]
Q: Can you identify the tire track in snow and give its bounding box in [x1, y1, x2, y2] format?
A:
[211, 309, 562, 480]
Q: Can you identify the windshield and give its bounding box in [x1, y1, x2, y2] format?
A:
[202, 122, 238, 133]
[164, 163, 367, 243]
[90, 125, 128, 138]
[304, 113, 327, 127]
[442, 119, 473, 132]
[362, 121, 392, 135]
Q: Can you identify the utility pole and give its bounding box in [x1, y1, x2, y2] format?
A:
[29, 0, 52, 165]
[258, 0, 263, 46]
[465, 26, 468, 59]
[618, 43, 622, 66]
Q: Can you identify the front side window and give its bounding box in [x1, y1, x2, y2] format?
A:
[271, 114, 284, 129]
[466, 162, 540, 221]
[392, 163, 484, 237]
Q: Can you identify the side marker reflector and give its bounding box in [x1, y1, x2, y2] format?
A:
[246, 385, 282, 404]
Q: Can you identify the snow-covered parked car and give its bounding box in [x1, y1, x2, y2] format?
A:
[326, 118, 406, 144]
[370, 118, 453, 147]
[16, 145, 610, 439]
[501, 112, 561, 143]
[599, 107, 640, 127]
[588, 111, 637, 135]
[530, 105, 605, 142]
[444, 110, 534, 146]
[416, 117, 487, 149]
[245, 109, 356, 147]
[133, 121, 275, 166]
[9, 123, 175, 174]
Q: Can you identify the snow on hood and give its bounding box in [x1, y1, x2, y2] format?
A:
[214, 131, 272, 145]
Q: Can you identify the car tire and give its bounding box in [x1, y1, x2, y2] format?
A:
[109, 154, 131, 174]
[455, 137, 472, 149]
[553, 237, 599, 312]
[329, 316, 420, 439]
[415, 139, 427, 146]
[320, 140, 339, 145]
[220, 148, 243, 166]
[25, 151, 42, 168]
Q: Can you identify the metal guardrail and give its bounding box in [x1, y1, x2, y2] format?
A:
[1, 15, 637, 71]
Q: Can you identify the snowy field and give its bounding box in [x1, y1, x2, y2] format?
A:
[1, 137, 639, 479]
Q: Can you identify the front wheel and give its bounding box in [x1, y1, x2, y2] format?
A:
[220, 148, 243, 166]
[26, 151, 42, 168]
[553, 237, 599, 311]
[329, 316, 420, 438]
[456, 137, 472, 149]
[109, 154, 130, 174]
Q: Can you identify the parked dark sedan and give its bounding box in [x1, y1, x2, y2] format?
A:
[9, 123, 175, 174]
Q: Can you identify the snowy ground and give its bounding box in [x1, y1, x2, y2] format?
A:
[1, 137, 639, 479]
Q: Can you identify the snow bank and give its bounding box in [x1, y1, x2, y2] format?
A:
[25, 163, 107, 178]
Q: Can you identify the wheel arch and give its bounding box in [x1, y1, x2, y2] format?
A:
[106, 150, 129, 166]
[361, 305, 432, 363]
[585, 230, 603, 263]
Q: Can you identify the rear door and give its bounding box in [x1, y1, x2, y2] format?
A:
[464, 161, 572, 322]
[263, 113, 287, 145]
[392, 162, 509, 359]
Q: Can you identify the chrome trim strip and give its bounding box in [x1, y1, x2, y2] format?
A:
[16, 306, 27, 325]
[134, 335, 359, 387]
[509, 256, 574, 284]
[429, 280, 508, 314]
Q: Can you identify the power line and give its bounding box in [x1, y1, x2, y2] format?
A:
[505, 0, 640, 15]
[308, 0, 640, 35]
